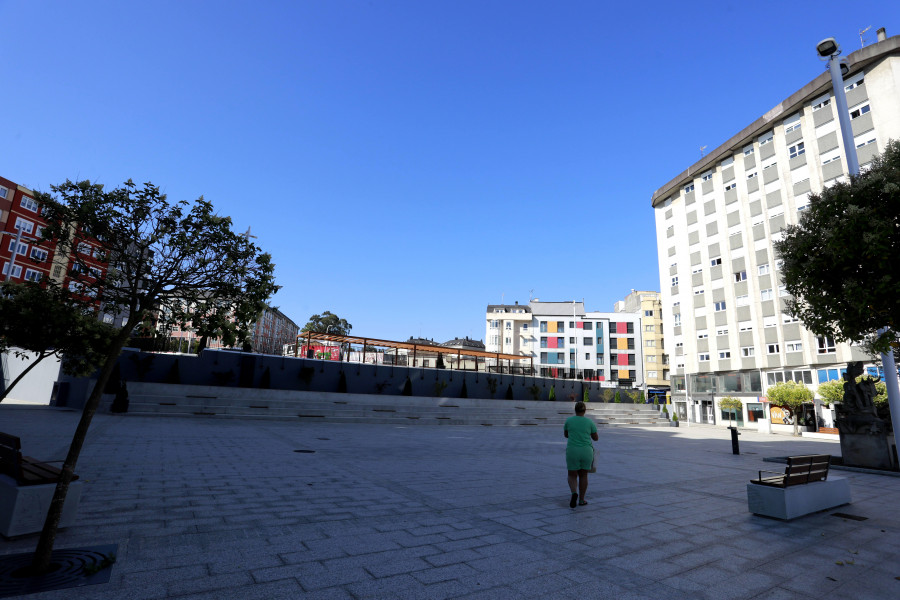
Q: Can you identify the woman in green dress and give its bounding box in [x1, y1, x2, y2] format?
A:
[564, 401, 598, 507]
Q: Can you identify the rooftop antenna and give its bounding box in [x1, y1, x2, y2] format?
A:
[699, 145, 708, 158]
[501, 292, 504, 305]
[241, 226, 258, 241]
[859, 26, 872, 47]
[529, 289, 534, 302]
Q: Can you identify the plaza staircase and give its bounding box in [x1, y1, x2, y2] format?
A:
[116, 382, 667, 427]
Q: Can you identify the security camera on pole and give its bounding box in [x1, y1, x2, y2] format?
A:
[816, 36, 900, 463]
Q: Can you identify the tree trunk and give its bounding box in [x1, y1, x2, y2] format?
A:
[31, 325, 134, 573]
[0, 352, 50, 403]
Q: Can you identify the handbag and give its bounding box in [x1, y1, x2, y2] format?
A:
[588, 447, 597, 473]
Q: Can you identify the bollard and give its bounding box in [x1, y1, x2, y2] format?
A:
[729, 426, 740, 455]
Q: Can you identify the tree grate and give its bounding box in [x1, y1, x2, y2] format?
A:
[0, 544, 117, 599]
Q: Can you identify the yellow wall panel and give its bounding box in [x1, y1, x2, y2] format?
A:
[548, 322, 557, 333]
[617, 337, 628, 350]
[618, 369, 630, 378]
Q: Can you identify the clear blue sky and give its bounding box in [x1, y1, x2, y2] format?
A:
[3, 1, 898, 343]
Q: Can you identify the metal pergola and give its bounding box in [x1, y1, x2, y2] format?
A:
[294, 331, 533, 373]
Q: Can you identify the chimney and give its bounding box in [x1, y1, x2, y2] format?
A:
[877, 27, 886, 42]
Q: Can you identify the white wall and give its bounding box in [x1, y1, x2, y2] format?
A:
[1, 349, 61, 404]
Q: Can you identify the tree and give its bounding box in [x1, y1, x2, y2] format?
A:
[774, 140, 900, 355]
[28, 179, 278, 573]
[0, 281, 115, 402]
[718, 397, 743, 427]
[766, 381, 814, 436]
[302, 311, 352, 335]
[816, 380, 844, 408]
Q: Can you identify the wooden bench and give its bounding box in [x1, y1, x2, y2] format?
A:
[750, 454, 830, 488]
[0, 432, 78, 486]
[0, 432, 83, 538]
[747, 454, 850, 520]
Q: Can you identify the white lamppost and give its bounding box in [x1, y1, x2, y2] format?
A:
[817, 37, 900, 461]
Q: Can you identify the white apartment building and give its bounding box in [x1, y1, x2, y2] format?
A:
[485, 301, 644, 386]
[651, 30, 900, 428]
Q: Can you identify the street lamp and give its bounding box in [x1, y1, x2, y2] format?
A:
[817, 37, 900, 464]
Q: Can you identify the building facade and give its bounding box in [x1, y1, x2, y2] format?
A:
[615, 290, 668, 398]
[485, 301, 645, 387]
[250, 306, 300, 356]
[651, 31, 900, 427]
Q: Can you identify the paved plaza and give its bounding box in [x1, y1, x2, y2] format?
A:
[2, 405, 900, 599]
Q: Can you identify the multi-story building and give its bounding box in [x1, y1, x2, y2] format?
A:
[250, 306, 300, 356]
[651, 30, 899, 427]
[615, 290, 668, 400]
[1, 177, 57, 285]
[485, 300, 644, 387]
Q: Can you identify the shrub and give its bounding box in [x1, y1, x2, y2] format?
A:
[459, 379, 468, 398]
[401, 377, 412, 396]
[505, 383, 513, 400]
[548, 386, 556, 402]
[337, 371, 347, 393]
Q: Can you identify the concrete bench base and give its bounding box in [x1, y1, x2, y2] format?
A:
[0, 474, 84, 537]
[747, 477, 851, 520]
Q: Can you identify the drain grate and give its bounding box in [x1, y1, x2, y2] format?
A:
[832, 512, 868, 521]
[0, 544, 117, 599]
[294, 449, 316, 454]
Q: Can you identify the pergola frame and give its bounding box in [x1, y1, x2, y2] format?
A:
[294, 331, 533, 373]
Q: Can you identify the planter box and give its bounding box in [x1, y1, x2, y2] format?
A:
[0, 475, 84, 538]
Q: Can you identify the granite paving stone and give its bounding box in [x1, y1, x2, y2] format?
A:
[1, 406, 898, 599]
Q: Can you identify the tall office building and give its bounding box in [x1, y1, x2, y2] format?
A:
[651, 30, 900, 427]
[615, 290, 668, 400]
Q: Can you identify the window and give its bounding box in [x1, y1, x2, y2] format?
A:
[626, 322, 634, 334]
[694, 288, 705, 296]
[569, 336, 575, 344]
[701, 172, 713, 182]
[540, 337, 548, 348]
[857, 137, 876, 149]
[716, 327, 728, 336]
[647, 370, 658, 379]
[743, 145, 754, 156]
[692, 265, 702, 274]
[734, 270, 747, 282]
[725, 182, 736, 191]
[8, 240, 27, 256]
[697, 331, 709, 339]
[788, 142, 805, 159]
[522, 323, 529, 330]
[775, 259, 783, 271]
[557, 322, 565, 332]
[710, 257, 722, 266]
[52, 264, 63, 278]
[585, 353, 590, 361]
[685, 183, 695, 193]
[736, 295, 749, 306]
[0, 186, 8, 199]
[14, 217, 34, 234]
[784, 121, 801, 134]
[747, 171, 758, 179]
[719, 351, 731, 359]
[675, 342, 683, 349]
[738, 321, 753, 331]
[559, 337, 565, 347]
[759, 132, 773, 145]
[583, 322, 593, 330]
[741, 346, 755, 357]
[583, 337, 593, 345]
[505, 322, 511, 330]
[760, 289, 773, 301]
[813, 98, 831, 111]
[699, 353, 710, 361]
[714, 301, 726, 312]
[643, 310, 653, 317]
[767, 343, 780, 354]
[782, 314, 800, 324]
[673, 313, 681, 326]
[569, 321, 575, 328]
[627, 338, 635, 349]
[2, 263, 23, 278]
[504, 337, 511, 345]
[758, 263, 770, 275]
[845, 78, 864, 91]
[849, 104, 870, 119]
[490, 320, 499, 328]
[540, 321, 547, 332]
[645, 325, 654, 332]
[647, 355, 657, 362]
[20, 196, 39, 212]
[628, 355, 636, 366]
[30, 247, 48, 262]
[646, 340, 656, 347]
[817, 336, 836, 354]
[786, 341, 803, 352]
[764, 316, 778, 328]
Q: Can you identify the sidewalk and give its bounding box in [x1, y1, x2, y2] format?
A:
[2, 406, 899, 599]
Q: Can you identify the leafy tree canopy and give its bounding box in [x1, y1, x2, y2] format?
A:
[767, 380, 814, 435]
[718, 397, 743, 412]
[818, 376, 887, 407]
[0, 281, 116, 401]
[302, 311, 352, 335]
[774, 140, 900, 354]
